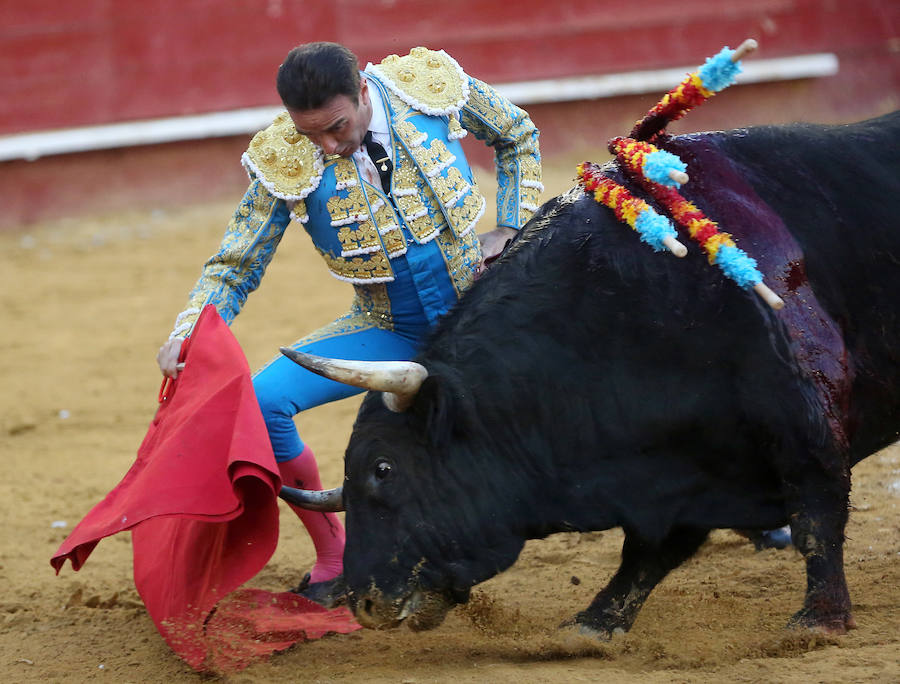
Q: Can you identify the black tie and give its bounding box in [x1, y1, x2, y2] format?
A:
[363, 131, 393, 194]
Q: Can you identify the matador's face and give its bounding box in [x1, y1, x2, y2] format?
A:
[288, 79, 373, 158]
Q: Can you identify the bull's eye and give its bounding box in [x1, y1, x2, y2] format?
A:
[374, 459, 392, 480]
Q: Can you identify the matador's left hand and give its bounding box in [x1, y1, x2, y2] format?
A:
[477, 226, 517, 275]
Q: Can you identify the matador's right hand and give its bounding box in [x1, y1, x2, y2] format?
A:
[157, 337, 185, 378]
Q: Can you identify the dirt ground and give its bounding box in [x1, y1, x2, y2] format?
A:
[2, 161, 899, 683]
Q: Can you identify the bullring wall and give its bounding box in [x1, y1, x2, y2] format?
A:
[1, 0, 897, 228]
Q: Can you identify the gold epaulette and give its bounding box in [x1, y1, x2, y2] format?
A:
[366, 47, 469, 117]
[241, 112, 324, 200]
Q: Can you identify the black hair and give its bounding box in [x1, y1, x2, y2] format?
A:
[276, 42, 361, 111]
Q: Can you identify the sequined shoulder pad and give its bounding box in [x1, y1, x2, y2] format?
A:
[241, 112, 325, 200]
[366, 47, 469, 116]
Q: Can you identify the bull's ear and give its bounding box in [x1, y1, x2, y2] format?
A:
[408, 376, 447, 445]
[413, 376, 473, 449]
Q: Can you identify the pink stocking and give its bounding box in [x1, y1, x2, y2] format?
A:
[278, 445, 345, 583]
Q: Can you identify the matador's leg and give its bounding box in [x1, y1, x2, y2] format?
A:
[253, 315, 420, 584]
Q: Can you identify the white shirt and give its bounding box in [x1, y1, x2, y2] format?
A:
[366, 76, 391, 153]
[352, 74, 393, 188]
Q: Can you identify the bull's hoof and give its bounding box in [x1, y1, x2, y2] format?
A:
[292, 573, 348, 609]
[403, 591, 454, 632]
[787, 608, 856, 635]
[559, 615, 623, 641]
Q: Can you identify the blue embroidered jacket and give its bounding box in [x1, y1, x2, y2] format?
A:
[170, 48, 542, 340]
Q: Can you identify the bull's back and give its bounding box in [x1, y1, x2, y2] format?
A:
[438, 113, 900, 476]
[701, 113, 900, 459]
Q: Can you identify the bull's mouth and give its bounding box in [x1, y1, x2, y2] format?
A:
[353, 588, 456, 632]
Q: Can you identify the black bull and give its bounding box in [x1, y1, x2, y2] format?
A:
[283, 111, 900, 637]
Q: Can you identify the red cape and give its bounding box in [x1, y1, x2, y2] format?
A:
[51, 306, 359, 671]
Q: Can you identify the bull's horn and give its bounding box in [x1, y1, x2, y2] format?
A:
[279, 485, 345, 512]
[279, 348, 427, 412]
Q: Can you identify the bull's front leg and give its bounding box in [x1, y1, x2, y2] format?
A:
[785, 465, 855, 634]
[565, 526, 708, 638]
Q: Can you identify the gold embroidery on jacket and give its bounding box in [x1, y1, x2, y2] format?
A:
[432, 167, 471, 207]
[371, 201, 407, 257]
[327, 185, 370, 227]
[389, 147, 435, 242]
[410, 139, 456, 178]
[519, 156, 541, 186]
[289, 200, 308, 224]
[338, 220, 381, 257]
[369, 47, 468, 116]
[334, 160, 359, 190]
[395, 120, 428, 148]
[381, 227, 406, 256]
[243, 112, 324, 199]
[372, 198, 399, 229]
[520, 186, 542, 223]
[435, 224, 481, 296]
[316, 246, 394, 283]
[459, 76, 542, 229]
[392, 152, 420, 198]
[390, 116, 486, 242]
[396, 193, 433, 238]
[449, 191, 486, 236]
[353, 283, 394, 330]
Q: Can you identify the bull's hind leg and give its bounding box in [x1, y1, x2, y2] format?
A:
[565, 526, 708, 638]
[785, 465, 855, 633]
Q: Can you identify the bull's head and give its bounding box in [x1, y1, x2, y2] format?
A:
[278, 349, 527, 631]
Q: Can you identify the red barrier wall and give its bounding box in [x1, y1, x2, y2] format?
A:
[1, 0, 898, 228]
[3, 0, 898, 134]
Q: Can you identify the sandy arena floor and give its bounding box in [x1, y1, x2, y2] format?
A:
[2, 163, 899, 683]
